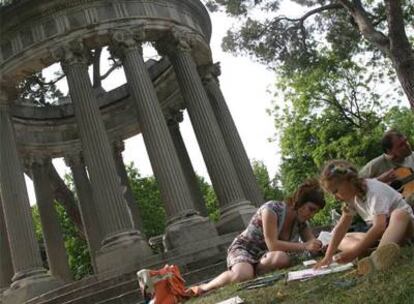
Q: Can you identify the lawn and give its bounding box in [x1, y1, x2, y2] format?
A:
[186, 246, 414, 304]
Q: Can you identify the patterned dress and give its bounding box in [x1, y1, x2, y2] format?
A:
[226, 201, 309, 269]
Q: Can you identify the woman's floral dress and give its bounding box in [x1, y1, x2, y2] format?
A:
[226, 201, 309, 269]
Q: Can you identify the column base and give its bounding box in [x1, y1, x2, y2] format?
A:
[164, 215, 218, 250]
[216, 201, 257, 235]
[2, 270, 62, 304]
[95, 230, 153, 274]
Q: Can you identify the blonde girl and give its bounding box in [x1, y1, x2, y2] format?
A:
[317, 160, 414, 274]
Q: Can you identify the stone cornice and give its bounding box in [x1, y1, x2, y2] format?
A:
[0, 0, 212, 90]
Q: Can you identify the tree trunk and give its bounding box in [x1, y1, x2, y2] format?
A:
[384, 0, 414, 110]
[25, 161, 85, 237]
[339, 0, 414, 109]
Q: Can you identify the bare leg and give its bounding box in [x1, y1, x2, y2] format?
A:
[379, 209, 414, 246]
[338, 232, 366, 252]
[256, 251, 290, 275]
[200, 262, 254, 292]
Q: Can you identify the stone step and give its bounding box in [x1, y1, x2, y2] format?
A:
[93, 260, 227, 304]
[26, 232, 236, 304]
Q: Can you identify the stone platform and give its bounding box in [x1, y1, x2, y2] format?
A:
[25, 233, 236, 304]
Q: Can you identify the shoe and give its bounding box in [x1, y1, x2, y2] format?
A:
[357, 242, 400, 275]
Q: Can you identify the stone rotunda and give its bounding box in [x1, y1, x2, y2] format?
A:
[0, 1, 264, 303]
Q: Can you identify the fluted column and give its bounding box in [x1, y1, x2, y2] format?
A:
[56, 41, 152, 274]
[157, 32, 256, 234]
[110, 30, 218, 249]
[65, 153, 100, 274]
[112, 140, 144, 232]
[166, 111, 208, 217]
[200, 63, 264, 207]
[0, 93, 61, 303]
[30, 157, 72, 283]
[0, 196, 13, 292]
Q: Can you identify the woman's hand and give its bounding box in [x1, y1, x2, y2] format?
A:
[314, 254, 333, 269]
[304, 239, 322, 253]
[333, 250, 357, 264]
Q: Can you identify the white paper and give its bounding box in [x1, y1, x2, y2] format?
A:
[317, 231, 333, 247]
[287, 262, 354, 282]
[216, 296, 244, 304]
[303, 259, 317, 267]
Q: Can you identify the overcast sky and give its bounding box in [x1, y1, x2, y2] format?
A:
[26, 5, 306, 205]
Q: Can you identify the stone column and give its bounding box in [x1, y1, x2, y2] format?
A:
[0, 196, 13, 292]
[200, 63, 264, 207]
[56, 41, 152, 274]
[166, 111, 208, 217]
[112, 140, 144, 232]
[30, 157, 72, 283]
[110, 30, 218, 249]
[65, 153, 101, 274]
[0, 94, 61, 304]
[157, 32, 257, 234]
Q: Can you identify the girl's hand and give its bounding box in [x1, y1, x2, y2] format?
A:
[314, 255, 333, 269]
[333, 250, 357, 264]
[304, 239, 322, 253]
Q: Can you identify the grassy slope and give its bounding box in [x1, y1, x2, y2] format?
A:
[187, 246, 414, 304]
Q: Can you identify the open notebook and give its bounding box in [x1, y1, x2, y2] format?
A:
[287, 262, 354, 282]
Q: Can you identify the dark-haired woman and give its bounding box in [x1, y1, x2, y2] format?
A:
[190, 180, 326, 295]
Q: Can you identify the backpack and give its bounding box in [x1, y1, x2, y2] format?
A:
[137, 264, 189, 304]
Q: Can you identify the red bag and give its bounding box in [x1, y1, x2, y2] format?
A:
[137, 264, 189, 304]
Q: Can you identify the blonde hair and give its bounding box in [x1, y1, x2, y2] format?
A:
[320, 160, 366, 199]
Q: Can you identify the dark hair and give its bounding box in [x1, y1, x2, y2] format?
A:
[381, 129, 404, 153]
[287, 179, 325, 210]
[320, 160, 366, 199]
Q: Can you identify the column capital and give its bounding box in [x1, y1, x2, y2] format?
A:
[24, 155, 51, 168]
[112, 139, 125, 157]
[109, 28, 145, 59]
[165, 109, 184, 127]
[64, 151, 85, 168]
[51, 40, 92, 72]
[0, 91, 11, 109]
[155, 28, 196, 56]
[198, 62, 222, 84]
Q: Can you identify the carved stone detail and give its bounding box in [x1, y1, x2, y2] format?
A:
[109, 27, 146, 58]
[52, 40, 92, 71]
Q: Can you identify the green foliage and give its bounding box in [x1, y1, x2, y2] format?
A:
[55, 203, 92, 280]
[197, 176, 220, 222]
[252, 160, 283, 201]
[207, 0, 413, 106]
[31, 203, 92, 280]
[18, 72, 64, 106]
[272, 52, 414, 226]
[126, 163, 166, 238]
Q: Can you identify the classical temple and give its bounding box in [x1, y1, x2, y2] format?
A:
[0, 1, 264, 303]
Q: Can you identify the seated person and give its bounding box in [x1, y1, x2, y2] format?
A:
[317, 160, 414, 275]
[360, 130, 414, 205]
[190, 179, 326, 295]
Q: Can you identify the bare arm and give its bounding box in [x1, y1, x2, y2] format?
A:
[351, 214, 386, 255]
[334, 214, 386, 264]
[315, 211, 353, 268]
[300, 224, 317, 242]
[262, 209, 321, 253]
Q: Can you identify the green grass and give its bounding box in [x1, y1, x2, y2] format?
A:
[186, 246, 414, 304]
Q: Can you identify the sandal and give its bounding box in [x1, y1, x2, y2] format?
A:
[357, 242, 400, 275]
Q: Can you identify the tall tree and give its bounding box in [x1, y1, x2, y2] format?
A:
[252, 160, 284, 201]
[272, 50, 414, 224]
[206, 0, 414, 109]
